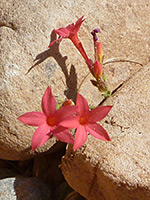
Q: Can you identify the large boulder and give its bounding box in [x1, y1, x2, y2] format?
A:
[0, 0, 149, 160]
[61, 65, 150, 200]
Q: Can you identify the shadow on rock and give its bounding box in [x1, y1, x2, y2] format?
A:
[14, 176, 52, 200]
[26, 31, 77, 102]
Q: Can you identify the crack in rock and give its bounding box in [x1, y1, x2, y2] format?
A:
[105, 116, 129, 132]
[0, 22, 17, 31]
[88, 162, 107, 200]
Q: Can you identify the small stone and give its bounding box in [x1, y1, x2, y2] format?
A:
[0, 176, 52, 200]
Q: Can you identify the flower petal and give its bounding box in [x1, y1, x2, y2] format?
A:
[32, 123, 51, 150]
[48, 37, 63, 48]
[65, 23, 74, 33]
[74, 16, 85, 33]
[73, 125, 87, 151]
[17, 112, 46, 126]
[60, 116, 79, 129]
[53, 127, 74, 144]
[42, 86, 56, 116]
[76, 94, 89, 116]
[86, 123, 111, 141]
[54, 28, 70, 37]
[55, 105, 78, 123]
[88, 106, 112, 123]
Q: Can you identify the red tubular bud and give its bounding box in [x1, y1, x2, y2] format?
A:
[94, 60, 103, 79]
[96, 42, 104, 64]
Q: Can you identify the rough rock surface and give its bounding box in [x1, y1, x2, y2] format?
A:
[61, 65, 150, 200]
[0, 0, 149, 160]
[0, 171, 51, 200]
[0, 177, 52, 200]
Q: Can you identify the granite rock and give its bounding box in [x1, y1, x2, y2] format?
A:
[0, 0, 149, 160]
[0, 174, 51, 200]
[61, 65, 150, 200]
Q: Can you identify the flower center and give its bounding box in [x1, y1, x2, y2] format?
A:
[47, 116, 56, 126]
[79, 116, 88, 125]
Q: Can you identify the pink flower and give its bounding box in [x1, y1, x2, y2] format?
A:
[48, 16, 89, 63]
[18, 87, 77, 150]
[60, 94, 112, 151]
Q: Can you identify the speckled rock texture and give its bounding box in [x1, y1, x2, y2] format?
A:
[61, 65, 150, 200]
[0, 0, 149, 164]
[1, 0, 150, 199]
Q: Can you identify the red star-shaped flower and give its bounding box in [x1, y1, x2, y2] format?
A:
[18, 87, 77, 150]
[60, 94, 112, 151]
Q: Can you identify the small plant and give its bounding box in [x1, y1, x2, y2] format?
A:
[18, 16, 113, 151]
[48, 16, 111, 97]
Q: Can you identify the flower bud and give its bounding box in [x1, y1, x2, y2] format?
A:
[94, 60, 103, 79]
[91, 28, 101, 42]
[90, 79, 98, 87]
[96, 42, 104, 64]
[62, 99, 73, 107]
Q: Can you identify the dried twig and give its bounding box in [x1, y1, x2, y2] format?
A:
[103, 58, 143, 66]
[77, 71, 90, 92]
[77, 58, 143, 93]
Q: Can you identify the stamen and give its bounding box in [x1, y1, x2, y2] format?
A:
[79, 116, 88, 125]
[47, 117, 56, 126]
